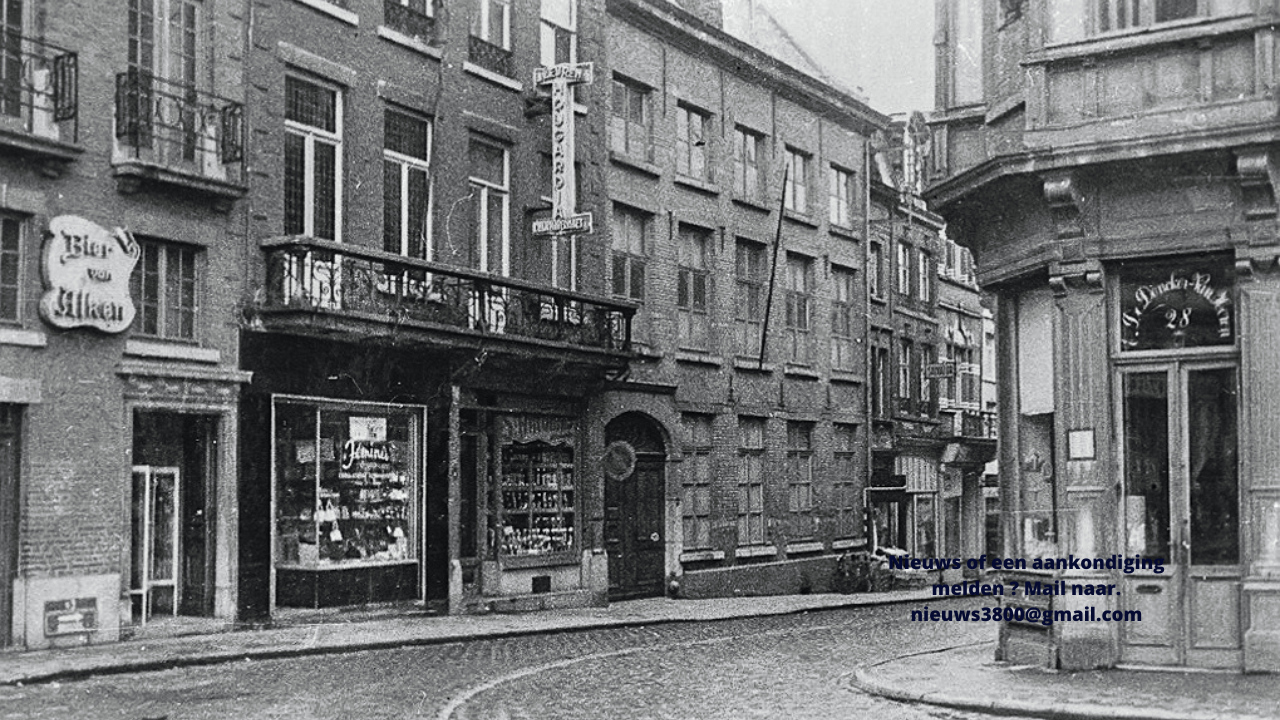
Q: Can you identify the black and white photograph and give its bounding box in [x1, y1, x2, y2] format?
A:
[1, 0, 1279, 718]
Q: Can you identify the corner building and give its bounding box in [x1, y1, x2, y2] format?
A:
[929, 0, 1280, 671]
[237, 0, 633, 618]
[1, 0, 250, 648]
[598, 0, 886, 598]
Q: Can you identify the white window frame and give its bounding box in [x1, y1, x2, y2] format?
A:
[473, 0, 511, 49]
[468, 137, 510, 276]
[784, 147, 810, 214]
[540, 0, 576, 67]
[284, 75, 344, 242]
[676, 104, 711, 181]
[830, 266, 857, 371]
[383, 112, 433, 259]
[829, 165, 855, 228]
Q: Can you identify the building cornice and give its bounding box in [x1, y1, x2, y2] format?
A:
[607, 0, 891, 135]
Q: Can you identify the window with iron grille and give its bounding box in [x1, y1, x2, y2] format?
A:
[829, 165, 855, 228]
[676, 104, 711, 181]
[784, 253, 813, 365]
[735, 239, 766, 358]
[0, 214, 21, 322]
[737, 417, 766, 547]
[284, 75, 341, 240]
[786, 421, 814, 537]
[682, 414, 714, 551]
[610, 76, 653, 162]
[467, 135, 508, 274]
[784, 147, 809, 214]
[540, 0, 576, 67]
[830, 266, 857, 371]
[832, 423, 861, 540]
[733, 127, 763, 201]
[677, 224, 712, 351]
[383, 109, 431, 259]
[130, 237, 199, 341]
[126, 0, 207, 166]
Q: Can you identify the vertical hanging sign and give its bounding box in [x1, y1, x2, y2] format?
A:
[532, 62, 594, 236]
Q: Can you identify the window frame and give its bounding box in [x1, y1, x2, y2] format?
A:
[284, 74, 343, 242]
[832, 423, 861, 540]
[784, 253, 814, 365]
[784, 147, 810, 215]
[830, 265, 857, 371]
[130, 236, 202, 342]
[382, 108, 433, 260]
[734, 238, 767, 358]
[677, 223, 713, 351]
[675, 103, 712, 182]
[681, 414, 714, 551]
[870, 241, 885, 299]
[732, 126, 764, 201]
[540, 0, 577, 67]
[785, 421, 815, 536]
[471, 0, 511, 49]
[610, 75, 654, 163]
[0, 213, 23, 323]
[467, 134, 510, 275]
[737, 417, 767, 547]
[828, 165, 856, 229]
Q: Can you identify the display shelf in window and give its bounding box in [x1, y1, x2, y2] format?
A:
[500, 442, 576, 556]
[273, 400, 422, 570]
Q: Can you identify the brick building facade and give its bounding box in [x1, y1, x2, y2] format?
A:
[1, 0, 249, 649]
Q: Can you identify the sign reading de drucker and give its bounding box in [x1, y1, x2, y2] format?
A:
[39, 215, 139, 333]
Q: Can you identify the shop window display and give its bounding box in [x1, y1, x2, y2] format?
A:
[500, 442, 575, 556]
[275, 399, 421, 571]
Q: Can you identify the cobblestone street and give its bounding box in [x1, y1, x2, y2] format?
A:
[0, 600, 1018, 720]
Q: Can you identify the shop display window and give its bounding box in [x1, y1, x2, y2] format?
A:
[500, 442, 575, 556]
[274, 398, 422, 569]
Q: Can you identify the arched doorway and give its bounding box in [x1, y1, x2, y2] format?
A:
[603, 413, 667, 600]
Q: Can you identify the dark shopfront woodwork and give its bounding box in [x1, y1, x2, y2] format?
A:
[1, 405, 20, 647]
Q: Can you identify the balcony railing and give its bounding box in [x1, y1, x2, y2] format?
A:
[385, 0, 437, 43]
[114, 69, 245, 186]
[959, 410, 998, 440]
[260, 237, 634, 355]
[468, 35, 514, 78]
[0, 30, 78, 144]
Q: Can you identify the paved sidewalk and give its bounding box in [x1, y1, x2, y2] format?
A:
[0, 589, 935, 687]
[852, 642, 1280, 720]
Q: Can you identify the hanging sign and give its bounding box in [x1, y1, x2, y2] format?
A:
[533, 62, 594, 238]
[39, 215, 139, 333]
[1119, 260, 1233, 351]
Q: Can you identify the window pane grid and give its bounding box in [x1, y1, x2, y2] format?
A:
[682, 414, 714, 550]
[0, 215, 20, 321]
[737, 417, 766, 547]
[131, 238, 199, 341]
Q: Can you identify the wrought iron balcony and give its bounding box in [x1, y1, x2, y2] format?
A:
[257, 236, 635, 358]
[939, 408, 998, 440]
[113, 69, 246, 202]
[0, 30, 79, 164]
[468, 35, 514, 78]
[385, 0, 437, 44]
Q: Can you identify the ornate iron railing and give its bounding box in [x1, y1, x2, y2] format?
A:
[468, 35, 514, 78]
[960, 409, 998, 439]
[384, 0, 437, 43]
[0, 30, 77, 143]
[114, 69, 244, 183]
[260, 237, 635, 354]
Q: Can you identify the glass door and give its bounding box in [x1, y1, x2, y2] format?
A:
[1119, 362, 1240, 668]
[130, 466, 180, 625]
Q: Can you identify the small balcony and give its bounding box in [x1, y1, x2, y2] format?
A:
[384, 0, 437, 44]
[0, 30, 80, 171]
[113, 69, 246, 207]
[255, 236, 635, 365]
[468, 35, 514, 78]
[938, 409, 998, 441]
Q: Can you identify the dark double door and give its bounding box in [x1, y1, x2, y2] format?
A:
[604, 414, 666, 600]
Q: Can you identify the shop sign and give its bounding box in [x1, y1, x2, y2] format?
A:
[534, 61, 593, 239]
[39, 215, 139, 333]
[503, 415, 576, 446]
[924, 361, 955, 379]
[44, 597, 97, 637]
[1119, 260, 1233, 351]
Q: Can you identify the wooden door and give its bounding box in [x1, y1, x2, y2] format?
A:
[604, 414, 666, 600]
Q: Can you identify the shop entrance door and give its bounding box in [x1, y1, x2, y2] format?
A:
[0, 405, 20, 647]
[1118, 363, 1241, 668]
[604, 414, 666, 600]
[131, 466, 181, 624]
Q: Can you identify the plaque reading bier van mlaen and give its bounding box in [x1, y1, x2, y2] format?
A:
[39, 215, 140, 333]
